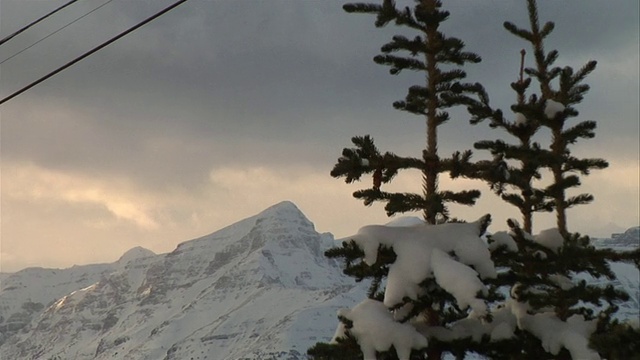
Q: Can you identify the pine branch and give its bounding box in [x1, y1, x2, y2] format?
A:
[381, 35, 424, 55]
[374, 54, 427, 74]
[562, 120, 597, 144]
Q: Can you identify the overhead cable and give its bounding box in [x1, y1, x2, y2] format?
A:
[1, 0, 118, 65]
[0, 0, 79, 47]
[0, 0, 189, 106]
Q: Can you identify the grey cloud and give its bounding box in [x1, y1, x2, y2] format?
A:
[1, 0, 637, 190]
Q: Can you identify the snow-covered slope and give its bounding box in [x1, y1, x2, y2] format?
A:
[592, 226, 640, 248]
[0, 201, 367, 359]
[589, 228, 640, 322]
[0, 203, 636, 360]
[0, 262, 117, 346]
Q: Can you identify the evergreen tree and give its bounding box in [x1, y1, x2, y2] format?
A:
[329, 0, 492, 225]
[501, 0, 608, 237]
[309, 1, 499, 359]
[476, 1, 640, 358]
[466, 49, 554, 234]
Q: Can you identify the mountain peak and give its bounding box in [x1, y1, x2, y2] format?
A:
[267, 200, 299, 211]
[252, 200, 315, 233]
[117, 246, 156, 264]
[257, 200, 306, 220]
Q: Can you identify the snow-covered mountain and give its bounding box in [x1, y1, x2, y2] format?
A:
[0, 201, 367, 360]
[0, 202, 637, 360]
[592, 226, 640, 248]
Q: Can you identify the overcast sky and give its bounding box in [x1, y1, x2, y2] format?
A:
[1, 0, 638, 272]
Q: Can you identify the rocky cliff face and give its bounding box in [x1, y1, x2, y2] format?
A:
[0, 201, 366, 360]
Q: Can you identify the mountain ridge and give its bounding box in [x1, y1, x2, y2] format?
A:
[0, 201, 366, 359]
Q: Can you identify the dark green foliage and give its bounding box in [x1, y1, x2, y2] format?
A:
[325, 240, 395, 298]
[307, 334, 363, 360]
[501, 0, 608, 236]
[466, 63, 554, 233]
[468, 0, 608, 237]
[330, 0, 487, 225]
[487, 217, 638, 358]
[590, 321, 640, 360]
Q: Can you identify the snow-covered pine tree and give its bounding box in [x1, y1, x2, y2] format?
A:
[308, 1, 502, 359]
[475, 1, 640, 358]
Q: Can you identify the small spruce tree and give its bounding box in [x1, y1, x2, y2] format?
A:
[475, 1, 640, 358]
[502, 0, 608, 238]
[466, 49, 554, 234]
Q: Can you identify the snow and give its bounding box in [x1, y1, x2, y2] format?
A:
[342, 216, 495, 309]
[508, 301, 601, 360]
[545, 99, 566, 118]
[431, 249, 488, 316]
[385, 216, 425, 227]
[117, 246, 155, 264]
[514, 112, 527, 126]
[334, 299, 428, 360]
[424, 305, 517, 343]
[627, 317, 640, 330]
[534, 228, 565, 253]
[533, 250, 548, 259]
[488, 231, 518, 252]
[500, 294, 602, 359]
[549, 274, 574, 290]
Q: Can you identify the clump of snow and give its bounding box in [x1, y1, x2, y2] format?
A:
[488, 231, 518, 252]
[342, 216, 496, 309]
[534, 228, 565, 253]
[514, 112, 528, 126]
[521, 311, 599, 359]
[502, 298, 601, 359]
[431, 249, 488, 316]
[423, 305, 517, 343]
[545, 99, 565, 118]
[507, 219, 536, 240]
[533, 250, 548, 259]
[330, 321, 347, 343]
[333, 299, 428, 360]
[360, 158, 370, 167]
[385, 216, 424, 227]
[625, 317, 640, 330]
[549, 274, 574, 290]
[490, 320, 516, 341]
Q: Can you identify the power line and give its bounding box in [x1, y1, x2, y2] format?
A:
[0, 0, 190, 106]
[1, 0, 118, 65]
[0, 0, 79, 47]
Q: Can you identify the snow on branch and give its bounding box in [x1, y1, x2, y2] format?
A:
[544, 99, 566, 119]
[507, 300, 601, 360]
[340, 216, 496, 314]
[534, 227, 564, 253]
[332, 299, 428, 360]
[488, 231, 519, 253]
